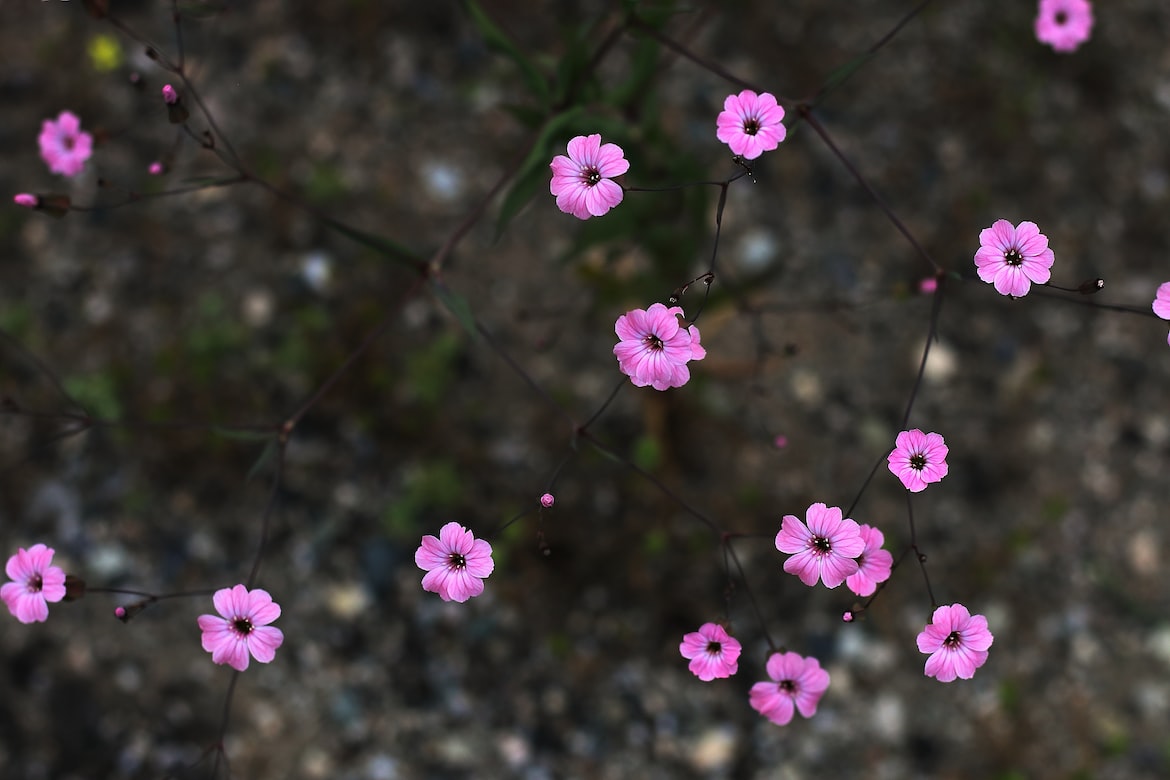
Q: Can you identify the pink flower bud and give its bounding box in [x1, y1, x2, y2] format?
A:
[540, 493, 555, 508]
[842, 611, 854, 623]
[148, 161, 164, 176]
[14, 193, 38, 208]
[162, 84, 179, 105]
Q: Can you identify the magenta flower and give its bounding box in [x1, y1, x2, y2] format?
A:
[613, 303, 706, 391]
[974, 219, 1055, 297]
[38, 111, 94, 178]
[161, 84, 179, 105]
[415, 522, 495, 603]
[748, 651, 830, 726]
[549, 134, 629, 220]
[148, 161, 164, 176]
[14, 193, 38, 208]
[540, 493, 555, 508]
[679, 623, 742, 681]
[1152, 282, 1170, 345]
[2, 544, 67, 624]
[1035, 0, 1094, 53]
[716, 90, 786, 160]
[887, 429, 949, 493]
[775, 503, 864, 589]
[197, 585, 284, 672]
[845, 524, 894, 598]
[916, 603, 994, 682]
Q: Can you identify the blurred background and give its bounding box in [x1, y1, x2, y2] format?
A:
[2, 1, 1170, 778]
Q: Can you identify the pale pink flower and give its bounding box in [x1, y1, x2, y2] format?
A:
[775, 503, 864, 589]
[415, 522, 495, 602]
[748, 651, 830, 725]
[540, 493, 555, 508]
[1035, 0, 1094, 53]
[679, 623, 742, 681]
[2, 544, 67, 624]
[1152, 282, 1170, 345]
[613, 303, 706, 390]
[716, 90, 786, 160]
[161, 84, 179, 105]
[549, 134, 628, 219]
[916, 603, 994, 682]
[974, 219, 1054, 297]
[845, 524, 893, 597]
[38, 111, 93, 177]
[887, 429, 949, 493]
[14, 193, 38, 208]
[197, 584, 284, 672]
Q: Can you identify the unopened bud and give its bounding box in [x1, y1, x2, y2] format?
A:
[161, 84, 179, 105]
[1078, 278, 1105, 295]
[148, 161, 165, 176]
[13, 193, 38, 208]
[540, 493, 555, 508]
[114, 600, 150, 623]
[63, 575, 87, 602]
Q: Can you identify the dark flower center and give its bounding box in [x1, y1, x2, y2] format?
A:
[779, 679, 796, 694]
[63, 136, 75, 150]
[909, 453, 927, 471]
[706, 641, 723, 655]
[743, 118, 760, 136]
[812, 535, 832, 553]
[29, 574, 43, 593]
[583, 168, 602, 187]
[1004, 248, 1023, 267]
[233, 617, 254, 635]
[943, 630, 962, 649]
[1054, 11, 1068, 25]
[448, 552, 467, 570]
[643, 334, 664, 352]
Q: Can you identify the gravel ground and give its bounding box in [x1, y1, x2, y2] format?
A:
[2, 2, 1170, 779]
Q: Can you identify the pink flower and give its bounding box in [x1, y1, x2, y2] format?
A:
[38, 111, 93, 178]
[539, 493, 555, 508]
[613, 303, 706, 390]
[918, 277, 938, 294]
[148, 161, 164, 176]
[916, 603, 994, 682]
[197, 585, 284, 671]
[887, 429, 949, 493]
[1152, 282, 1170, 345]
[415, 522, 495, 602]
[748, 652, 830, 725]
[161, 84, 179, 105]
[549, 134, 628, 220]
[1035, 0, 1094, 53]
[974, 219, 1055, 297]
[2, 544, 67, 624]
[716, 90, 786, 160]
[14, 193, 38, 208]
[679, 623, 742, 681]
[775, 503, 864, 589]
[845, 524, 894, 597]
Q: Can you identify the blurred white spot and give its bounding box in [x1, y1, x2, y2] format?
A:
[422, 160, 464, 202]
[301, 251, 333, 293]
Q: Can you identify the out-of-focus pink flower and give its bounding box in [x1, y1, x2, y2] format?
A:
[716, 90, 786, 160]
[2, 544, 67, 624]
[919, 277, 938, 294]
[775, 503, 864, 589]
[916, 603, 994, 682]
[679, 623, 742, 681]
[162, 84, 179, 104]
[1152, 282, 1170, 345]
[748, 651, 830, 725]
[887, 429, 949, 493]
[540, 493, 555, 508]
[1035, 0, 1094, 53]
[415, 522, 495, 603]
[974, 219, 1054, 297]
[197, 585, 284, 672]
[14, 193, 38, 208]
[38, 111, 93, 177]
[613, 303, 706, 391]
[845, 524, 893, 597]
[148, 161, 165, 176]
[549, 134, 628, 220]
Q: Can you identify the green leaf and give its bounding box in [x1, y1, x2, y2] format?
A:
[462, 0, 550, 109]
[246, 439, 278, 483]
[319, 216, 421, 270]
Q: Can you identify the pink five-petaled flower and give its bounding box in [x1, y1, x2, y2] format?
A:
[974, 219, 1055, 297]
[679, 623, 742, 681]
[415, 522, 495, 603]
[2, 544, 67, 624]
[716, 90, 786, 160]
[613, 303, 706, 391]
[845, 524, 894, 598]
[38, 111, 93, 178]
[887, 429, 949, 493]
[748, 652, 830, 726]
[775, 503, 864, 589]
[548, 134, 629, 220]
[1035, 0, 1094, 53]
[197, 585, 284, 672]
[916, 603, 994, 682]
[1152, 282, 1170, 345]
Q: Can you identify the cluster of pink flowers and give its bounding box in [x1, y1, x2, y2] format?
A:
[613, 303, 706, 390]
[38, 111, 93, 178]
[974, 220, 1055, 298]
[775, 503, 892, 596]
[1035, 0, 1094, 53]
[887, 428, 949, 492]
[415, 522, 495, 602]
